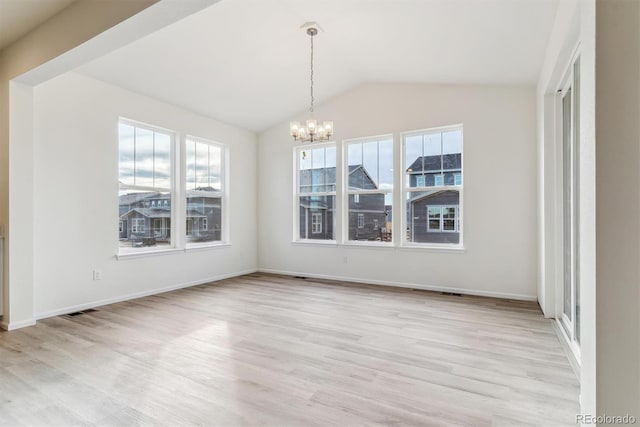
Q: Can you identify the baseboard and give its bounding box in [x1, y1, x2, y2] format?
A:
[0, 318, 37, 331]
[257, 268, 537, 301]
[34, 268, 258, 321]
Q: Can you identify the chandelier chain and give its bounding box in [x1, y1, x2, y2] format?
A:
[310, 34, 314, 113]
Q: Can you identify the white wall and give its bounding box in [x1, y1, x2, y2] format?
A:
[258, 83, 537, 300]
[32, 72, 257, 317]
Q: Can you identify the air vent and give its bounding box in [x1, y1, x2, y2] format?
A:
[441, 292, 463, 297]
[65, 308, 98, 317]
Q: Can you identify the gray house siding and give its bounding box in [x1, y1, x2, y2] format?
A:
[348, 193, 387, 240]
[407, 190, 460, 244]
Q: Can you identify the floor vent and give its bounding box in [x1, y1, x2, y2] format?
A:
[441, 292, 463, 297]
[65, 308, 98, 317]
[293, 276, 307, 279]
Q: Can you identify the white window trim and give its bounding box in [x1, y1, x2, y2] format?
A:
[357, 213, 365, 228]
[343, 134, 394, 244]
[401, 124, 464, 248]
[294, 142, 337, 242]
[185, 135, 228, 248]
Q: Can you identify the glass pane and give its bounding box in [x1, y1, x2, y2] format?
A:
[154, 132, 171, 190]
[348, 193, 391, 242]
[405, 135, 423, 188]
[324, 147, 336, 190]
[300, 146, 336, 193]
[443, 130, 462, 154]
[406, 190, 460, 244]
[379, 138, 394, 190]
[563, 88, 572, 322]
[119, 190, 172, 250]
[118, 123, 135, 186]
[573, 57, 581, 344]
[424, 132, 441, 156]
[134, 127, 154, 187]
[186, 193, 222, 244]
[362, 141, 378, 187]
[299, 195, 335, 240]
[195, 142, 209, 189]
[347, 143, 364, 190]
[186, 139, 196, 191]
[209, 145, 222, 191]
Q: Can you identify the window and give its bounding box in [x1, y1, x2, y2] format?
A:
[132, 218, 145, 233]
[427, 206, 459, 232]
[185, 137, 225, 245]
[118, 120, 173, 250]
[404, 126, 462, 245]
[119, 221, 124, 233]
[296, 145, 336, 240]
[345, 136, 393, 242]
[311, 213, 322, 234]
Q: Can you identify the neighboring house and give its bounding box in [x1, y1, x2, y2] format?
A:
[405, 154, 462, 244]
[407, 190, 460, 244]
[406, 153, 462, 187]
[298, 165, 387, 240]
[119, 189, 221, 245]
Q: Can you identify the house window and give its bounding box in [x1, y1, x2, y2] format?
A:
[404, 126, 463, 245]
[118, 120, 173, 251]
[345, 135, 393, 242]
[185, 137, 225, 245]
[427, 206, 459, 232]
[296, 144, 336, 240]
[119, 221, 124, 233]
[311, 213, 322, 234]
[131, 218, 145, 233]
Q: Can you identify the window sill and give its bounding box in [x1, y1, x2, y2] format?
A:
[185, 242, 230, 252]
[399, 244, 466, 253]
[116, 248, 184, 260]
[291, 239, 338, 246]
[341, 241, 395, 249]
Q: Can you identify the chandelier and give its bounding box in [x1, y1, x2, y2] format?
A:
[290, 25, 333, 143]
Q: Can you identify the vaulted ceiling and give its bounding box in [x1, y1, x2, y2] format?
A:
[77, 0, 559, 132]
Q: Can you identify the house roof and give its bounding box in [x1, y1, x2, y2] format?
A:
[406, 154, 462, 173]
[120, 208, 207, 219]
[299, 165, 379, 191]
[408, 189, 458, 204]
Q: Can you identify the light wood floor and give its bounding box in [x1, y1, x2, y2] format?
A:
[0, 273, 579, 426]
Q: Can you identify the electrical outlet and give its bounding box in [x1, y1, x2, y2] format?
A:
[343, 256, 348, 264]
[93, 270, 102, 281]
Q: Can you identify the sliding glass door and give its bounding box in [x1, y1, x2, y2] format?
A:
[560, 56, 580, 350]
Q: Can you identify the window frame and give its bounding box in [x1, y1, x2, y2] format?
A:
[118, 119, 176, 255]
[311, 213, 323, 234]
[343, 134, 394, 245]
[294, 141, 337, 242]
[184, 135, 228, 248]
[401, 125, 464, 248]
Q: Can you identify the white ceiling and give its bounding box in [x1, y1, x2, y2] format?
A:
[77, 0, 559, 132]
[0, 0, 77, 51]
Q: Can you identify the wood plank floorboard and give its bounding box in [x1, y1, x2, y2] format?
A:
[0, 273, 579, 426]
